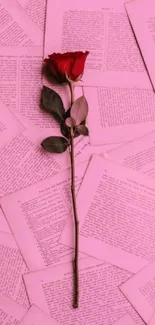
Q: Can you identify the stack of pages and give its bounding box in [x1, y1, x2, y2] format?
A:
[1, 0, 155, 324]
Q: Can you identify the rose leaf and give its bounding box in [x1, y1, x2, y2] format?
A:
[76, 125, 89, 136]
[70, 96, 88, 125]
[41, 136, 69, 153]
[41, 86, 65, 122]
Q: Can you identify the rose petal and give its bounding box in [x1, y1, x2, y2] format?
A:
[71, 51, 89, 80]
[44, 52, 89, 83]
[54, 56, 74, 81]
[45, 59, 62, 82]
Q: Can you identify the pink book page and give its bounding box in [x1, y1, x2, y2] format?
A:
[0, 231, 30, 309]
[0, 127, 63, 197]
[44, 0, 149, 87]
[0, 101, 24, 149]
[84, 84, 155, 145]
[18, 0, 46, 32]
[149, 312, 155, 325]
[60, 155, 155, 273]
[0, 0, 42, 46]
[23, 257, 145, 325]
[114, 314, 137, 325]
[0, 293, 27, 325]
[0, 161, 89, 271]
[125, 0, 155, 91]
[0, 208, 11, 233]
[120, 261, 155, 323]
[19, 305, 59, 325]
[0, 46, 43, 129]
[104, 130, 155, 178]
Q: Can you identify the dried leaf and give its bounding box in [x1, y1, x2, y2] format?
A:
[65, 117, 76, 127]
[41, 86, 65, 122]
[41, 136, 68, 153]
[76, 124, 89, 136]
[70, 96, 88, 125]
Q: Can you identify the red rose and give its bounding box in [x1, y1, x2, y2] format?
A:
[44, 51, 89, 83]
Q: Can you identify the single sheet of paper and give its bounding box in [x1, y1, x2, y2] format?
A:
[0, 127, 63, 197]
[0, 0, 42, 46]
[44, 0, 150, 87]
[0, 293, 27, 325]
[18, 0, 47, 32]
[0, 231, 30, 309]
[120, 261, 155, 323]
[84, 85, 155, 145]
[125, 0, 155, 91]
[0, 208, 11, 233]
[23, 257, 145, 325]
[114, 314, 137, 325]
[0, 46, 43, 128]
[19, 305, 59, 325]
[105, 130, 155, 178]
[0, 101, 24, 149]
[0, 161, 89, 271]
[60, 155, 155, 273]
[149, 312, 155, 325]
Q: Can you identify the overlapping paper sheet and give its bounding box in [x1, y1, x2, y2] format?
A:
[0, 0, 155, 324]
[0, 293, 27, 325]
[125, 0, 155, 91]
[23, 257, 144, 324]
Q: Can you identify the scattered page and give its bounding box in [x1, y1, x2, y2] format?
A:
[0, 127, 63, 197]
[105, 130, 155, 178]
[0, 46, 43, 129]
[0, 101, 24, 148]
[60, 155, 155, 273]
[0, 231, 30, 309]
[90, 142, 123, 156]
[0, 161, 89, 271]
[44, 0, 150, 87]
[23, 257, 145, 325]
[125, 0, 155, 91]
[120, 261, 155, 323]
[0, 0, 42, 46]
[0, 208, 11, 233]
[18, 0, 47, 32]
[84, 85, 155, 145]
[149, 312, 155, 325]
[114, 314, 137, 325]
[0, 293, 27, 325]
[19, 305, 59, 325]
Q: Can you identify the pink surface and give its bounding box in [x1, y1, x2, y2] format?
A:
[0, 0, 155, 324]
[19, 305, 59, 325]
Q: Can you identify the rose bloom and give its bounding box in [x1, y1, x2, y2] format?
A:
[44, 51, 89, 83]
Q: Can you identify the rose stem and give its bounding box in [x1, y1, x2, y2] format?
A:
[69, 81, 79, 308]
